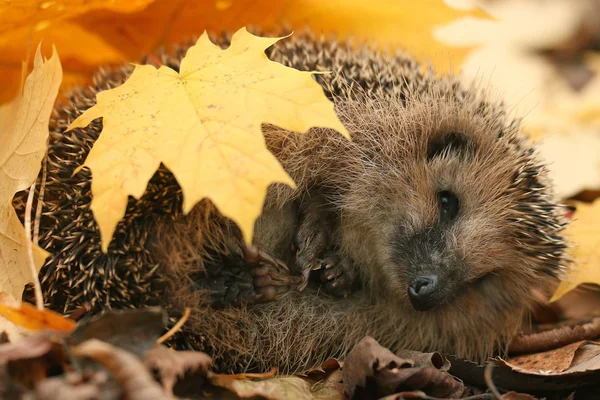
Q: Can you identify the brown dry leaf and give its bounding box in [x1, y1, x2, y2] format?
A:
[508, 317, 600, 355]
[508, 341, 593, 374]
[209, 374, 314, 400]
[67, 28, 349, 250]
[0, 331, 58, 364]
[343, 336, 464, 399]
[0, 330, 70, 390]
[0, 302, 75, 333]
[0, 0, 489, 103]
[34, 371, 105, 400]
[500, 393, 539, 400]
[67, 307, 166, 357]
[552, 200, 600, 301]
[70, 338, 167, 400]
[0, 44, 61, 301]
[494, 341, 600, 385]
[143, 345, 211, 395]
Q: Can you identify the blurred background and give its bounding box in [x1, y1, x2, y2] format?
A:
[2, 0, 599, 301]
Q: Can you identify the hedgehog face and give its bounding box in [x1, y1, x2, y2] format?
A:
[338, 96, 566, 315]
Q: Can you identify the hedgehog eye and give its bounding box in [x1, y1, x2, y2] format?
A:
[438, 191, 460, 221]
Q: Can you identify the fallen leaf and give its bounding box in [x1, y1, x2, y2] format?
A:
[0, 43, 61, 301]
[343, 336, 464, 399]
[209, 374, 314, 400]
[500, 392, 540, 400]
[552, 200, 600, 301]
[509, 341, 594, 374]
[67, 307, 167, 358]
[0, 292, 25, 342]
[32, 245, 50, 271]
[508, 317, 600, 355]
[0, 331, 69, 389]
[67, 28, 349, 251]
[143, 345, 211, 395]
[34, 371, 105, 400]
[449, 353, 600, 393]
[70, 338, 168, 400]
[0, 331, 57, 364]
[0, 302, 75, 333]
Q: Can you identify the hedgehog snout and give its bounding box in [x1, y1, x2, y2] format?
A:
[408, 275, 439, 311]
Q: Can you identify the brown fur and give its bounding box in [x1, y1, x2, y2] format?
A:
[17, 30, 568, 373]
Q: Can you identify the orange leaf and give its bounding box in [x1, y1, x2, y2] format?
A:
[0, 302, 76, 333]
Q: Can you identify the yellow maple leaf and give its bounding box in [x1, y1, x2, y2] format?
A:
[552, 200, 600, 301]
[0, 44, 62, 300]
[68, 28, 349, 252]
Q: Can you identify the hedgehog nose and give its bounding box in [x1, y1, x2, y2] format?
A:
[408, 275, 438, 311]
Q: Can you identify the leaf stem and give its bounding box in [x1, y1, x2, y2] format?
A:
[25, 182, 43, 310]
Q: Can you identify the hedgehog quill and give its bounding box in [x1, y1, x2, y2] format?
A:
[17, 31, 569, 373]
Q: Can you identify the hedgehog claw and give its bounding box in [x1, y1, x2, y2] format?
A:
[317, 251, 358, 297]
[294, 198, 335, 289]
[242, 243, 302, 303]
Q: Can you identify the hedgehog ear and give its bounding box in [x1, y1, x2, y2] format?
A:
[426, 131, 472, 161]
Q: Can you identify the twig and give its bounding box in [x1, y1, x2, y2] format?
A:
[33, 156, 47, 245]
[157, 308, 190, 344]
[484, 363, 503, 400]
[25, 182, 43, 310]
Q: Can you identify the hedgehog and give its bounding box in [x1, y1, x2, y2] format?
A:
[14, 30, 569, 373]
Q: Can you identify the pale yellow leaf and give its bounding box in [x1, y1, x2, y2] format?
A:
[0, 44, 62, 300]
[552, 200, 600, 301]
[33, 244, 50, 271]
[0, 292, 25, 341]
[68, 28, 349, 251]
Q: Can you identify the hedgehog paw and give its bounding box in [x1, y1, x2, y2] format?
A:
[294, 202, 335, 290]
[316, 251, 358, 297]
[243, 244, 303, 303]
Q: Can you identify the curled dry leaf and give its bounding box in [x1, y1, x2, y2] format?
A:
[67, 27, 349, 251]
[343, 336, 464, 399]
[70, 338, 168, 400]
[143, 345, 211, 395]
[0, 43, 61, 301]
[508, 317, 600, 355]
